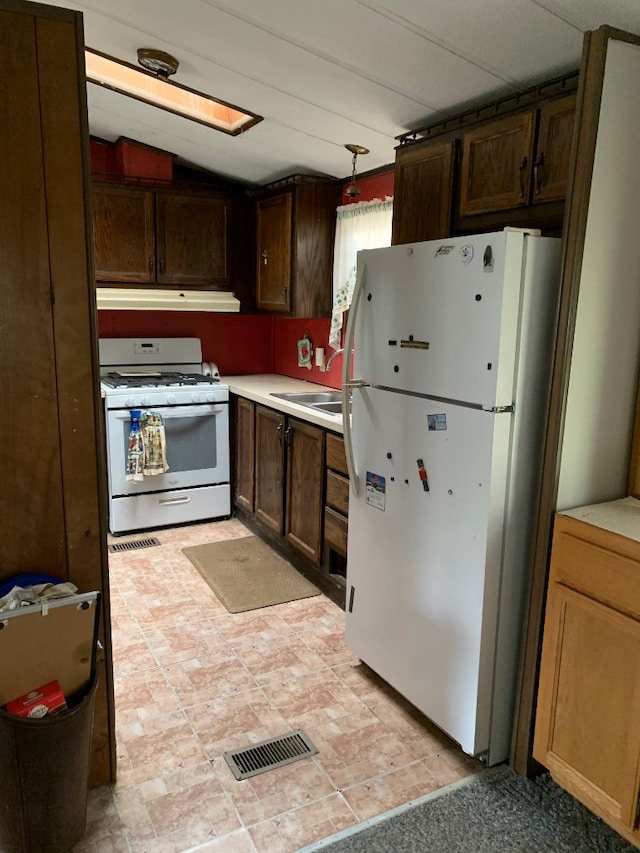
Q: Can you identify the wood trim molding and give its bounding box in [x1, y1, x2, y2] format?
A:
[396, 71, 579, 148]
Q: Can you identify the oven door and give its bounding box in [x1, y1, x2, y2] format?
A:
[106, 403, 229, 497]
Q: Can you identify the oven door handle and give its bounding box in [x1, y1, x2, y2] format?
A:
[158, 495, 191, 506]
[111, 405, 225, 420]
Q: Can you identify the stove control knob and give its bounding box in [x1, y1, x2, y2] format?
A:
[125, 397, 138, 408]
[141, 396, 151, 407]
[166, 394, 177, 405]
[206, 393, 217, 403]
[192, 393, 203, 403]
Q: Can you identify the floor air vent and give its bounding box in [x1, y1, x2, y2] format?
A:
[108, 537, 161, 553]
[223, 730, 318, 781]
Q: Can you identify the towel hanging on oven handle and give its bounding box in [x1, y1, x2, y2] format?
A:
[126, 409, 145, 482]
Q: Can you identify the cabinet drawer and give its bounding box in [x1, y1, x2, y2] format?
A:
[551, 523, 640, 620]
[326, 433, 348, 476]
[324, 507, 348, 556]
[326, 470, 349, 515]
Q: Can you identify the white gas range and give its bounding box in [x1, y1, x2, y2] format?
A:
[99, 337, 230, 534]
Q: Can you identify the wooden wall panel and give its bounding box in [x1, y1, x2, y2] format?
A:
[36, 13, 115, 786]
[0, 9, 66, 575]
[0, 0, 115, 786]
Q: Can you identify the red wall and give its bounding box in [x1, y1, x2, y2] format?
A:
[97, 312, 274, 376]
[272, 317, 340, 388]
[93, 139, 393, 384]
[339, 170, 394, 206]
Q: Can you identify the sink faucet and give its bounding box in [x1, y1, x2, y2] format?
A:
[325, 348, 354, 371]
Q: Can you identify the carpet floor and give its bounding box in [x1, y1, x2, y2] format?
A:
[303, 766, 637, 853]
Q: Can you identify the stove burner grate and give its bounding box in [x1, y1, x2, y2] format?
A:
[101, 371, 219, 389]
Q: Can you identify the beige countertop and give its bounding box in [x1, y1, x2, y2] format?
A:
[561, 496, 640, 543]
[226, 374, 344, 434]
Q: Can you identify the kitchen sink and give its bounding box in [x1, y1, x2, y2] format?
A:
[271, 391, 342, 405]
[270, 390, 350, 417]
[312, 400, 345, 414]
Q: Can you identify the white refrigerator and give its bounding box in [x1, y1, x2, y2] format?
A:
[341, 229, 562, 766]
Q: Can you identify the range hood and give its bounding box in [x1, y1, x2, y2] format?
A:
[96, 288, 241, 312]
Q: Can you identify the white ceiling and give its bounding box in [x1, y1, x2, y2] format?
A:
[39, 0, 640, 185]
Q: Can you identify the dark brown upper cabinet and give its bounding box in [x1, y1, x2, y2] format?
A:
[93, 185, 155, 283]
[459, 111, 536, 216]
[391, 140, 456, 245]
[459, 95, 576, 217]
[531, 94, 576, 204]
[93, 184, 230, 289]
[255, 177, 340, 317]
[155, 192, 229, 286]
[256, 191, 293, 313]
[393, 74, 577, 240]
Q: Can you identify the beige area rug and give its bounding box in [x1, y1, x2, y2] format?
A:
[182, 536, 320, 613]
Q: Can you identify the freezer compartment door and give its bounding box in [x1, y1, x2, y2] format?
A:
[345, 387, 513, 760]
[355, 232, 525, 408]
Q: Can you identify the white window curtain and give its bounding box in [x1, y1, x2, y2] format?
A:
[329, 196, 393, 350]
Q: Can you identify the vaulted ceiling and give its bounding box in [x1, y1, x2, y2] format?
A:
[38, 0, 640, 185]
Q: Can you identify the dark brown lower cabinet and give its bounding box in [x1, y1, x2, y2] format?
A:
[254, 405, 324, 563]
[233, 397, 255, 512]
[324, 433, 349, 579]
[285, 418, 325, 563]
[254, 404, 285, 533]
[231, 395, 346, 606]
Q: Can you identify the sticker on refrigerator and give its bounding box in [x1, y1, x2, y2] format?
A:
[435, 245, 455, 257]
[427, 413, 447, 431]
[365, 472, 386, 511]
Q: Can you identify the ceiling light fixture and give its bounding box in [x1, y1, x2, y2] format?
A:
[344, 143, 370, 198]
[85, 48, 263, 136]
[136, 48, 179, 79]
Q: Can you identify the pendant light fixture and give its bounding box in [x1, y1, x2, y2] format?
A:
[344, 144, 370, 198]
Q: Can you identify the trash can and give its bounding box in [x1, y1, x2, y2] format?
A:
[0, 671, 99, 853]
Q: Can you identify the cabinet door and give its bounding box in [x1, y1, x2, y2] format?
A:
[155, 192, 229, 288]
[532, 94, 576, 204]
[392, 140, 455, 244]
[233, 397, 255, 512]
[254, 405, 285, 533]
[459, 111, 535, 215]
[285, 418, 324, 564]
[93, 185, 155, 282]
[256, 192, 292, 312]
[534, 582, 640, 829]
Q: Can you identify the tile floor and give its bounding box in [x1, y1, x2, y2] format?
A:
[75, 518, 482, 853]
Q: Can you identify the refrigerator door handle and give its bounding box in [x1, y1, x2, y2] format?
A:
[342, 261, 367, 496]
